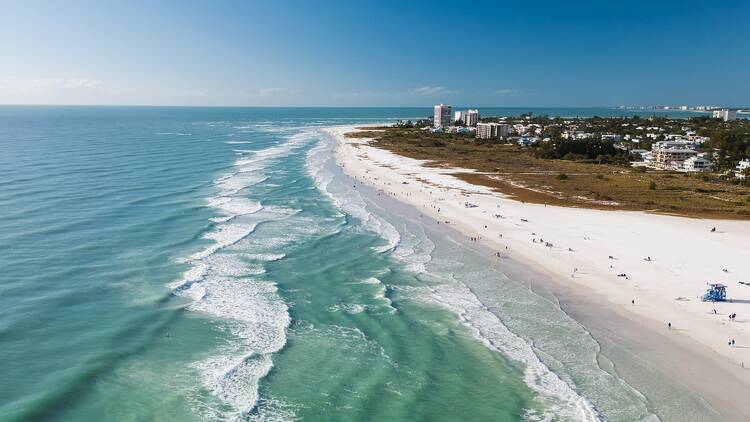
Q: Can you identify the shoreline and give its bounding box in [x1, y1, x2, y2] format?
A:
[324, 124, 750, 420]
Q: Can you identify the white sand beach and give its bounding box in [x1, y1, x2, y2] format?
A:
[324, 125, 750, 396]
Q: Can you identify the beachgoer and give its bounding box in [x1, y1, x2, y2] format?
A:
[668, 322, 672, 329]
[631, 299, 635, 305]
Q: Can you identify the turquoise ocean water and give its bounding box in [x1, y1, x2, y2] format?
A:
[1, 106, 700, 421]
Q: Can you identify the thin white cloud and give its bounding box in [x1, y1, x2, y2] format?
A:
[61, 78, 102, 89]
[235, 87, 296, 100]
[412, 86, 448, 95]
[0, 76, 103, 95]
[494, 89, 515, 95]
[257, 87, 287, 97]
[330, 91, 391, 100]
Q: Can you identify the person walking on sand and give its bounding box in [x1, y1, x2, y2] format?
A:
[668, 322, 672, 329]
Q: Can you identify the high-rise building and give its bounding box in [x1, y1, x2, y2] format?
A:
[454, 111, 465, 125]
[464, 109, 479, 127]
[434, 104, 452, 128]
[713, 109, 737, 121]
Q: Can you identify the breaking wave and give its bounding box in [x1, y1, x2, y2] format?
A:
[168, 132, 319, 420]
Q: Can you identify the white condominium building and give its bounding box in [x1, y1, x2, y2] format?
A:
[476, 123, 509, 139]
[434, 104, 452, 128]
[681, 156, 711, 172]
[464, 109, 479, 127]
[713, 109, 737, 121]
[651, 140, 698, 169]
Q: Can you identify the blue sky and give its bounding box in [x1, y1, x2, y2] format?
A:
[0, 0, 748, 107]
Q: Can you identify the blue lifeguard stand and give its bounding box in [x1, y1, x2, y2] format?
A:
[702, 283, 727, 302]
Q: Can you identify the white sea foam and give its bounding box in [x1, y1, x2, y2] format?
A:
[244, 253, 287, 262]
[214, 173, 268, 196]
[169, 129, 326, 419]
[306, 133, 401, 252]
[193, 353, 274, 417]
[187, 276, 288, 419]
[202, 253, 266, 277]
[169, 263, 209, 291]
[190, 223, 258, 261]
[235, 131, 313, 170]
[328, 303, 367, 314]
[225, 140, 254, 144]
[190, 278, 288, 351]
[372, 284, 397, 314]
[245, 397, 298, 422]
[404, 277, 600, 422]
[389, 222, 434, 274]
[207, 196, 263, 218]
[355, 277, 382, 285]
[175, 254, 289, 420]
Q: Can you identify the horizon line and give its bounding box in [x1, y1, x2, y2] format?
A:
[0, 103, 738, 110]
